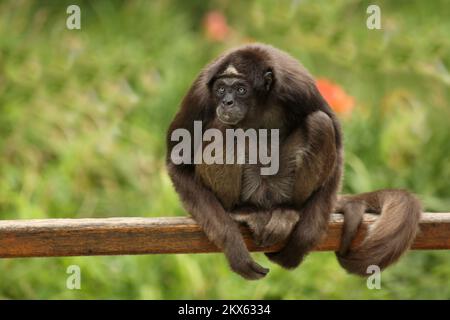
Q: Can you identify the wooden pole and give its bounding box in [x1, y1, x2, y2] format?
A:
[0, 213, 449, 258]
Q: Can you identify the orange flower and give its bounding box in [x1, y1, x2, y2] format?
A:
[316, 78, 355, 115]
[203, 11, 230, 42]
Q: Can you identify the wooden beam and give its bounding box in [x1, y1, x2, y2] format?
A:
[0, 213, 449, 258]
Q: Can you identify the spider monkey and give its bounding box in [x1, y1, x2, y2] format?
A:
[166, 43, 421, 280]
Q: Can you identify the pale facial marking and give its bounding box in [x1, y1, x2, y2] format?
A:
[222, 65, 241, 76]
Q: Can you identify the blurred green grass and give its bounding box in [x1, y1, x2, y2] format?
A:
[0, 0, 449, 299]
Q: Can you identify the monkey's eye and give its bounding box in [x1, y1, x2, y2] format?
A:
[237, 87, 247, 95]
[217, 87, 225, 95]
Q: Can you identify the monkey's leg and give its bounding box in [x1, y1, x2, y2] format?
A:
[266, 177, 339, 268]
[233, 121, 311, 248]
[266, 111, 342, 268]
[167, 163, 269, 280]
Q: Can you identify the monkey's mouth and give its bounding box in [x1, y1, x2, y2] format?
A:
[216, 107, 244, 125]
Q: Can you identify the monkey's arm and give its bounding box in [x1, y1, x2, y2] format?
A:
[266, 111, 342, 268]
[167, 163, 269, 280]
[231, 111, 339, 249]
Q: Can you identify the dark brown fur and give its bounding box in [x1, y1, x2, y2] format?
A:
[166, 43, 421, 279]
[335, 190, 421, 275]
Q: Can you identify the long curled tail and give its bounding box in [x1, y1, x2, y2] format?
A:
[334, 189, 421, 276]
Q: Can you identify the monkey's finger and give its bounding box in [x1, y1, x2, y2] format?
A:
[249, 260, 270, 278]
[232, 260, 269, 280]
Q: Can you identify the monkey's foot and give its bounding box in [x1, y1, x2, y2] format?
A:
[265, 251, 303, 269]
[258, 209, 299, 247]
[231, 209, 299, 248]
[230, 211, 271, 243]
[265, 244, 307, 269]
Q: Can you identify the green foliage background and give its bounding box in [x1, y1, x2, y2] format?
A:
[0, 0, 449, 299]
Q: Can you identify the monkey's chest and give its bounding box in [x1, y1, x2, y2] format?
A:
[194, 126, 299, 210]
[240, 164, 295, 209]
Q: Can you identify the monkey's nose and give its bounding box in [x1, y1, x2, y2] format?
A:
[222, 99, 234, 106]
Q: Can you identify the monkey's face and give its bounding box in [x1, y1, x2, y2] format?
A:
[212, 77, 254, 125]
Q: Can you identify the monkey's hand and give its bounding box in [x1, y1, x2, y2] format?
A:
[232, 209, 299, 248]
[224, 241, 269, 280]
[259, 209, 299, 247]
[218, 213, 269, 280]
[167, 164, 268, 280]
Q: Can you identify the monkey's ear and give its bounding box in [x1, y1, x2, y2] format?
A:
[264, 70, 273, 91]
